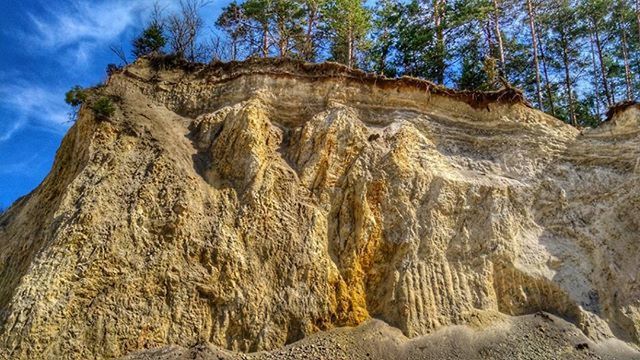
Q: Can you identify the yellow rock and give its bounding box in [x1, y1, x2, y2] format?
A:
[0, 59, 638, 359]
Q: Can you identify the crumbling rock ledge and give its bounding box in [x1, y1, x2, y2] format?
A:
[138, 56, 531, 110]
[0, 58, 638, 359]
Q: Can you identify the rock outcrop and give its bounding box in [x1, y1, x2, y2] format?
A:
[0, 58, 638, 359]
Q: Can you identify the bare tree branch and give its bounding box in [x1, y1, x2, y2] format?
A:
[109, 44, 129, 65]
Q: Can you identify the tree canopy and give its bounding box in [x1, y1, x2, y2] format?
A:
[125, 0, 640, 127]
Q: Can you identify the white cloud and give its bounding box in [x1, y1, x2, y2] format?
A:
[0, 80, 70, 142]
[0, 0, 163, 142]
[21, 0, 160, 67]
[0, 118, 27, 142]
[28, 1, 147, 50]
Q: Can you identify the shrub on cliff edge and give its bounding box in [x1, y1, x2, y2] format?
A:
[65, 85, 87, 107]
[92, 97, 116, 120]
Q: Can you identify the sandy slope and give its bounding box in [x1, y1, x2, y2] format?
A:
[0, 58, 639, 359]
[124, 314, 640, 360]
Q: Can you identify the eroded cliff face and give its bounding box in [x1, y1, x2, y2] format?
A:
[0, 58, 638, 359]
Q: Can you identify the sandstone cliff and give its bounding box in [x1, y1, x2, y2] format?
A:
[0, 58, 639, 359]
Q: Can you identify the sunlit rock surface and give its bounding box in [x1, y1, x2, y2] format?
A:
[0, 58, 638, 359]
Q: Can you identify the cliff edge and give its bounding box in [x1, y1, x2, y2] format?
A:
[0, 58, 639, 359]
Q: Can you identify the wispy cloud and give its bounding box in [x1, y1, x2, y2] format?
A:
[0, 80, 70, 142]
[23, 0, 154, 66]
[29, 1, 146, 49]
[0, 0, 162, 143]
[0, 118, 27, 142]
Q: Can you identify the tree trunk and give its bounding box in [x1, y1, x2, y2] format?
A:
[347, 28, 353, 67]
[377, 27, 391, 74]
[492, 0, 506, 76]
[526, 0, 543, 109]
[277, 15, 287, 58]
[593, 22, 613, 106]
[560, 32, 576, 126]
[538, 27, 555, 116]
[433, 0, 447, 84]
[590, 32, 602, 119]
[232, 37, 237, 61]
[636, 0, 640, 42]
[305, 4, 317, 61]
[262, 24, 269, 57]
[620, 23, 634, 100]
[484, 21, 494, 51]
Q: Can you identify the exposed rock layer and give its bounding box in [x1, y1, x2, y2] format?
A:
[0, 58, 639, 359]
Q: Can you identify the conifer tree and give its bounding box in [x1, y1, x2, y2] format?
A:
[173, 0, 640, 126]
[322, 0, 371, 67]
[216, 1, 248, 60]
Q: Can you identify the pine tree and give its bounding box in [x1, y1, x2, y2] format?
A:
[543, 0, 586, 125]
[132, 22, 167, 58]
[271, 0, 305, 57]
[154, 0, 640, 126]
[613, 0, 635, 100]
[582, 0, 615, 106]
[298, 0, 326, 61]
[526, 0, 544, 109]
[449, 0, 495, 88]
[216, 1, 249, 60]
[322, 0, 371, 67]
[242, 0, 273, 57]
[366, 0, 401, 75]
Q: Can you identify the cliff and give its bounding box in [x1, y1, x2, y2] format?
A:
[0, 58, 639, 359]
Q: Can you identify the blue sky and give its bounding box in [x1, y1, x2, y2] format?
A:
[0, 0, 227, 209]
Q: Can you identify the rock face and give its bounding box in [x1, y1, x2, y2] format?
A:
[0, 58, 638, 359]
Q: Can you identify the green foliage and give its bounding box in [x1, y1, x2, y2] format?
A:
[322, 0, 371, 67]
[158, 0, 640, 126]
[217, 0, 311, 59]
[392, 2, 436, 77]
[366, 0, 401, 76]
[216, 1, 248, 60]
[65, 85, 88, 122]
[133, 22, 167, 58]
[92, 97, 116, 119]
[457, 40, 492, 90]
[65, 86, 87, 108]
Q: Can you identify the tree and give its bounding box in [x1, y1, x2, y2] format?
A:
[636, 0, 640, 41]
[323, 0, 371, 67]
[543, 0, 586, 125]
[166, 0, 209, 61]
[582, 0, 615, 106]
[133, 22, 167, 58]
[535, 10, 557, 116]
[128, 0, 640, 126]
[393, 1, 444, 81]
[271, 0, 305, 57]
[242, 0, 273, 57]
[216, 1, 249, 60]
[613, 0, 635, 100]
[526, 0, 544, 109]
[457, 35, 492, 90]
[65, 85, 88, 122]
[65, 86, 88, 108]
[433, 0, 448, 84]
[298, 0, 326, 61]
[367, 0, 401, 75]
[492, 0, 506, 75]
[92, 97, 116, 120]
[448, 0, 496, 88]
